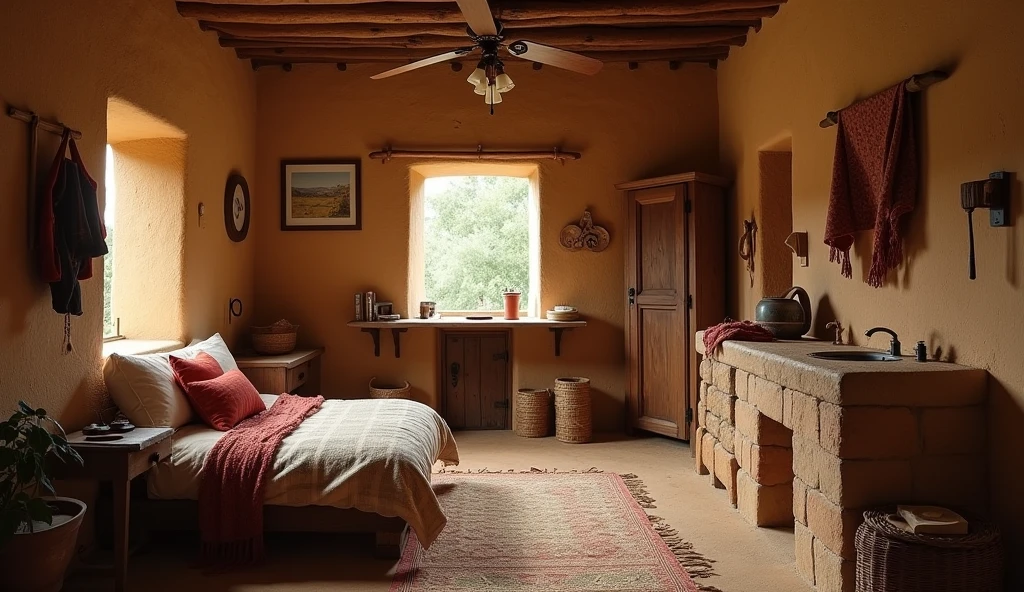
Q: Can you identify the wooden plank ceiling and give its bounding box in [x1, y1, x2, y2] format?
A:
[175, 0, 787, 71]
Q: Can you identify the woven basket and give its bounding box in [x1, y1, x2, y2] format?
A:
[553, 377, 592, 444]
[514, 388, 552, 438]
[369, 377, 411, 399]
[855, 510, 1003, 592]
[250, 320, 298, 355]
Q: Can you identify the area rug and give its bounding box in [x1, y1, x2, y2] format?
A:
[389, 470, 720, 592]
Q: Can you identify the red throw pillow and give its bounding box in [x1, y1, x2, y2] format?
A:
[177, 369, 266, 431]
[169, 352, 224, 387]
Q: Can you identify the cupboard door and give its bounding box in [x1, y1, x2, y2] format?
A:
[443, 332, 509, 430]
[625, 184, 689, 439]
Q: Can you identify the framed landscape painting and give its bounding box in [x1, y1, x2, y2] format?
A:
[281, 159, 361, 230]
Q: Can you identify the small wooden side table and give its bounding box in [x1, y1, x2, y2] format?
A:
[55, 428, 173, 592]
[235, 348, 324, 395]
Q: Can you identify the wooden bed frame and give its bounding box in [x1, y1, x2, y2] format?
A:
[135, 499, 409, 558]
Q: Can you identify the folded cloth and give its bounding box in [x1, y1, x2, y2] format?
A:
[703, 320, 775, 357]
[825, 81, 918, 287]
[199, 393, 323, 565]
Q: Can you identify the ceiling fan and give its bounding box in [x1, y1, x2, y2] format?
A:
[370, 0, 604, 114]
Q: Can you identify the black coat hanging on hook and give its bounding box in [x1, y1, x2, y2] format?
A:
[37, 129, 108, 348]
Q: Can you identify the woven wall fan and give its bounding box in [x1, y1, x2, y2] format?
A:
[370, 0, 603, 114]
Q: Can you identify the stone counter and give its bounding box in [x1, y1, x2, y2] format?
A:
[692, 333, 988, 592]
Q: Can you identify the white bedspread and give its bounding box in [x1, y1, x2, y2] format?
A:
[147, 395, 460, 548]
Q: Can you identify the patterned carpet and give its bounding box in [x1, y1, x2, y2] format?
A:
[389, 471, 719, 592]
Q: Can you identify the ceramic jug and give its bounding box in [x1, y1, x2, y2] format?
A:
[755, 286, 811, 339]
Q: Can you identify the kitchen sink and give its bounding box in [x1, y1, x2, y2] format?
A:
[809, 351, 902, 362]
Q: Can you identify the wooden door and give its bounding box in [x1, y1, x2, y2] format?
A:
[442, 332, 510, 429]
[625, 183, 690, 439]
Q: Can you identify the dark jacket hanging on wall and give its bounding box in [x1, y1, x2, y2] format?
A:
[37, 130, 107, 316]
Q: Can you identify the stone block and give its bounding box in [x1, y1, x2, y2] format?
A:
[749, 374, 784, 423]
[920, 406, 986, 455]
[813, 537, 855, 592]
[783, 388, 794, 429]
[793, 477, 808, 525]
[795, 522, 815, 585]
[806, 489, 861, 560]
[735, 369, 749, 401]
[790, 389, 820, 441]
[819, 404, 919, 459]
[693, 426, 709, 475]
[696, 399, 708, 428]
[820, 458, 914, 509]
[720, 423, 736, 454]
[706, 385, 736, 424]
[911, 455, 987, 513]
[792, 436, 821, 489]
[746, 442, 794, 486]
[737, 469, 793, 526]
[704, 413, 721, 440]
[713, 362, 735, 394]
[714, 443, 739, 506]
[701, 431, 717, 485]
[699, 358, 712, 383]
[734, 399, 792, 446]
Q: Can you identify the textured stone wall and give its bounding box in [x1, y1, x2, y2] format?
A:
[694, 356, 988, 592]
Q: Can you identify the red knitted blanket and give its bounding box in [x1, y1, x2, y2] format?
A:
[825, 82, 917, 287]
[199, 394, 324, 564]
[703, 320, 775, 357]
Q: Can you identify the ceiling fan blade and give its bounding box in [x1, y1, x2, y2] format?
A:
[506, 41, 603, 76]
[371, 47, 477, 80]
[456, 0, 498, 36]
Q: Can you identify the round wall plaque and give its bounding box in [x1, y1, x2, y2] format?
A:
[224, 173, 250, 242]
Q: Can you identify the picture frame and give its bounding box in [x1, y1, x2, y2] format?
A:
[280, 159, 361, 231]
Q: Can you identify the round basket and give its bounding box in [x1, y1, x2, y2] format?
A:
[369, 377, 411, 399]
[855, 510, 1003, 592]
[514, 388, 552, 438]
[250, 320, 298, 355]
[553, 377, 592, 444]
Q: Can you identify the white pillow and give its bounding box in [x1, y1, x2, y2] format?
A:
[104, 333, 239, 428]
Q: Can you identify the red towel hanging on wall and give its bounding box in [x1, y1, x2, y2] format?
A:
[824, 82, 918, 288]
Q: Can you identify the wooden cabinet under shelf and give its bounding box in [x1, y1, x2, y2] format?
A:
[235, 348, 324, 395]
[617, 172, 728, 441]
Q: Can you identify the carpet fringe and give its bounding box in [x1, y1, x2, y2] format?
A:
[436, 467, 723, 591]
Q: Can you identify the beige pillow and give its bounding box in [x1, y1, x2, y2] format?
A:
[104, 333, 239, 428]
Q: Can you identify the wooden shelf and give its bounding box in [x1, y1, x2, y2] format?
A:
[347, 318, 586, 358]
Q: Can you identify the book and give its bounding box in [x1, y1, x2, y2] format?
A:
[896, 505, 969, 535]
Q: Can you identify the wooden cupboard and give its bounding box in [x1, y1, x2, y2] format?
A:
[617, 173, 728, 441]
[441, 331, 511, 429]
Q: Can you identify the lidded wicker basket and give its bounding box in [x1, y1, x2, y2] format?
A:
[250, 319, 298, 355]
[368, 377, 411, 399]
[514, 388, 552, 438]
[553, 377, 592, 444]
[854, 510, 1003, 592]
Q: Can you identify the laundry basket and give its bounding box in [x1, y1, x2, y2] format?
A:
[855, 510, 1003, 592]
[250, 320, 298, 355]
[553, 377, 592, 444]
[368, 377, 411, 399]
[514, 388, 552, 438]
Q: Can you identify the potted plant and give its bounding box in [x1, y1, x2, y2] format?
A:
[0, 401, 85, 592]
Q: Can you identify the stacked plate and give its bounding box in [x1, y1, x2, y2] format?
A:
[546, 306, 580, 322]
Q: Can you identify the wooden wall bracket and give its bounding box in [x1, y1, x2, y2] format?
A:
[391, 328, 408, 358]
[360, 327, 408, 358]
[550, 327, 574, 357]
[361, 328, 381, 357]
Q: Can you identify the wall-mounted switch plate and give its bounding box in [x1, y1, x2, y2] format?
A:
[989, 171, 1010, 227]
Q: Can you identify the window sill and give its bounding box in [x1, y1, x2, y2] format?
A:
[102, 339, 184, 358]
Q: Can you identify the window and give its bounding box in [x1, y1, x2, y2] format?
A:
[103, 145, 118, 339]
[423, 175, 533, 312]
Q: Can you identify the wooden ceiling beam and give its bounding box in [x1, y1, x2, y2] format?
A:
[177, 1, 785, 25]
[237, 46, 732, 62]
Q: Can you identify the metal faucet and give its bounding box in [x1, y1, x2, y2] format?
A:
[865, 327, 901, 357]
[825, 320, 845, 345]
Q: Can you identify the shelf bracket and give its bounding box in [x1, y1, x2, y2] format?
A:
[361, 328, 381, 357]
[391, 328, 408, 358]
[549, 327, 574, 357]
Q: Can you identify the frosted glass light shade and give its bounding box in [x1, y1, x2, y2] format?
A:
[466, 68, 486, 86]
[474, 80, 488, 95]
[485, 84, 503, 104]
[494, 73, 515, 93]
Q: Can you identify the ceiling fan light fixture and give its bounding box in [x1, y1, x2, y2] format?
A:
[473, 80, 489, 95]
[494, 72, 514, 93]
[466, 66, 487, 87]
[485, 84, 503, 105]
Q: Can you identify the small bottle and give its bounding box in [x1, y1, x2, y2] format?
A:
[915, 341, 928, 362]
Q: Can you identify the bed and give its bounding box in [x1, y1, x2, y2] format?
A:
[103, 335, 460, 558]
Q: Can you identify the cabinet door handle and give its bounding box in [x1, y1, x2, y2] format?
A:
[298, 372, 305, 381]
[628, 287, 636, 305]
[450, 362, 460, 388]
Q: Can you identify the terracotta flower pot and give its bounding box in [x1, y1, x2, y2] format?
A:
[503, 292, 521, 320]
[0, 497, 86, 592]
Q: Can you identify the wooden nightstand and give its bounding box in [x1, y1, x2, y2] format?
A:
[235, 348, 324, 395]
[55, 428, 173, 592]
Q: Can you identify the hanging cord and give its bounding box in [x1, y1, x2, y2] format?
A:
[63, 313, 73, 354]
[738, 217, 757, 288]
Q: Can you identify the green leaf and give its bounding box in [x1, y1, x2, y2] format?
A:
[37, 472, 55, 496]
[17, 401, 34, 416]
[27, 425, 53, 455]
[26, 498, 52, 525]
